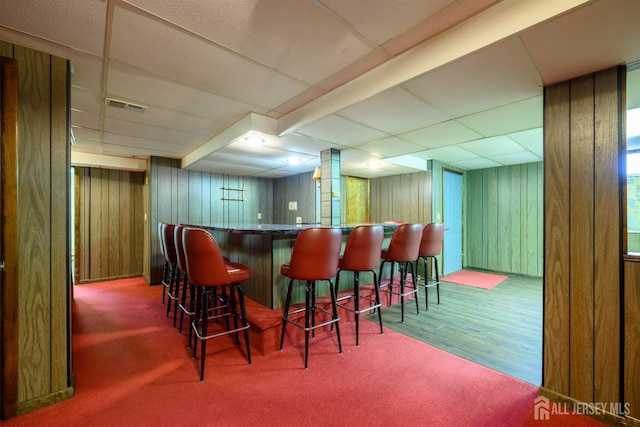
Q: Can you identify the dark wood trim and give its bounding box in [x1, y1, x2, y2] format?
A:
[0, 56, 19, 420]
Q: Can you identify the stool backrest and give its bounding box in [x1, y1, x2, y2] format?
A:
[419, 223, 444, 257]
[158, 222, 166, 258]
[385, 223, 423, 262]
[174, 225, 188, 272]
[288, 227, 342, 280]
[340, 225, 384, 271]
[162, 223, 177, 264]
[182, 228, 230, 287]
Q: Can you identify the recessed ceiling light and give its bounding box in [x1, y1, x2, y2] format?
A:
[286, 158, 303, 165]
[244, 135, 265, 144]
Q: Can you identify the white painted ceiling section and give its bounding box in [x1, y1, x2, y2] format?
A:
[1, 0, 639, 177]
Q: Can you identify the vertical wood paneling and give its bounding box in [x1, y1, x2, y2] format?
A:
[593, 68, 621, 404]
[510, 165, 522, 273]
[497, 167, 511, 272]
[49, 56, 69, 392]
[16, 46, 52, 400]
[526, 163, 540, 275]
[544, 81, 571, 395]
[569, 75, 595, 402]
[76, 168, 144, 282]
[625, 259, 640, 419]
[543, 66, 624, 411]
[466, 170, 483, 267]
[369, 171, 432, 224]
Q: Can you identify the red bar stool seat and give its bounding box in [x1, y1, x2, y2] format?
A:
[416, 223, 444, 310]
[279, 227, 343, 368]
[378, 223, 423, 323]
[183, 228, 251, 382]
[334, 225, 384, 346]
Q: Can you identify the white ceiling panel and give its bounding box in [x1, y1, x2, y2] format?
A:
[318, 0, 456, 45]
[400, 120, 483, 148]
[520, 0, 640, 86]
[492, 151, 542, 166]
[457, 96, 543, 137]
[338, 87, 450, 134]
[509, 128, 544, 152]
[2, 0, 638, 176]
[0, 0, 107, 56]
[450, 157, 501, 170]
[107, 62, 264, 120]
[102, 119, 203, 149]
[459, 136, 526, 157]
[295, 115, 388, 145]
[110, 5, 310, 109]
[126, 0, 373, 85]
[71, 110, 101, 131]
[357, 137, 425, 158]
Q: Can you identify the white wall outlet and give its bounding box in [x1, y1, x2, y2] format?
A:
[296, 216, 302, 224]
[257, 212, 262, 220]
[288, 201, 298, 211]
[437, 212, 441, 220]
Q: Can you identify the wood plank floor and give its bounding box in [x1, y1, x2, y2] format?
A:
[367, 270, 542, 385]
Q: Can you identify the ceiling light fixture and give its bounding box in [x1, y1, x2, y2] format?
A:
[286, 158, 303, 165]
[244, 135, 265, 145]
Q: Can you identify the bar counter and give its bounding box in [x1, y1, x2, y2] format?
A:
[185, 223, 397, 309]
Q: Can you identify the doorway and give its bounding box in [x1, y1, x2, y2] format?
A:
[443, 170, 463, 275]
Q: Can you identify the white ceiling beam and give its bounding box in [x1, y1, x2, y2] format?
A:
[276, 0, 592, 136]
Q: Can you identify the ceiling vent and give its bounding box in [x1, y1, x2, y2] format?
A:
[105, 98, 146, 113]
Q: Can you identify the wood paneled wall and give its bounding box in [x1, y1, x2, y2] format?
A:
[466, 163, 543, 276]
[0, 41, 72, 416]
[75, 167, 144, 282]
[543, 67, 622, 408]
[148, 157, 274, 283]
[370, 171, 432, 224]
[272, 170, 316, 224]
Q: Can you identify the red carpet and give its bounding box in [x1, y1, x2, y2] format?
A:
[4, 277, 604, 426]
[442, 270, 508, 289]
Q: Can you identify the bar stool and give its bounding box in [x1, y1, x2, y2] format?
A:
[378, 223, 423, 323]
[279, 227, 343, 368]
[416, 223, 444, 310]
[172, 225, 190, 330]
[158, 222, 169, 304]
[334, 225, 384, 346]
[161, 223, 178, 315]
[183, 228, 251, 382]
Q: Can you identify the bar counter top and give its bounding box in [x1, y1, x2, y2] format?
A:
[185, 222, 399, 235]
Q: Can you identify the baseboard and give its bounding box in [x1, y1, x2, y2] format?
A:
[538, 387, 639, 426]
[17, 386, 74, 416]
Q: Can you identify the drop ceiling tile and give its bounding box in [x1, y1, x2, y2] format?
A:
[69, 54, 104, 93]
[459, 135, 525, 156]
[103, 117, 204, 147]
[217, 143, 316, 166]
[71, 111, 101, 131]
[104, 102, 219, 136]
[509, 128, 543, 152]
[319, 0, 455, 45]
[400, 120, 482, 148]
[71, 88, 102, 115]
[457, 96, 542, 137]
[101, 143, 169, 159]
[110, 5, 310, 109]
[450, 157, 501, 170]
[357, 136, 424, 157]
[295, 115, 387, 145]
[71, 127, 101, 143]
[414, 145, 478, 162]
[275, 133, 339, 156]
[491, 152, 542, 166]
[107, 62, 264, 121]
[520, 0, 640, 85]
[127, 0, 373, 85]
[403, 38, 542, 118]
[338, 87, 449, 134]
[102, 132, 187, 155]
[0, 0, 107, 56]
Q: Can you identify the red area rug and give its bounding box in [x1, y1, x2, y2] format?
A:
[4, 277, 604, 427]
[442, 270, 508, 290]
